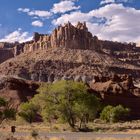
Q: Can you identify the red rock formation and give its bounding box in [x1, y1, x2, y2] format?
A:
[17, 22, 135, 54]
[90, 75, 140, 118]
[0, 22, 139, 64]
[0, 76, 39, 109]
[0, 49, 14, 63]
[12, 22, 100, 55]
[0, 42, 18, 63]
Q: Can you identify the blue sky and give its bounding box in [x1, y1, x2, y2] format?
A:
[0, 0, 140, 45]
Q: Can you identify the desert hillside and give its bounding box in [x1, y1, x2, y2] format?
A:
[0, 22, 140, 82]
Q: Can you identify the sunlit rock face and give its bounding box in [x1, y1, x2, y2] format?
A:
[0, 22, 140, 83]
[0, 22, 137, 64]
[13, 22, 100, 54]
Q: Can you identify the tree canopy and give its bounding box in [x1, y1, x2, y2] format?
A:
[31, 80, 100, 129]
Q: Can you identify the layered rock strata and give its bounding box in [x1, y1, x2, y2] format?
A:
[0, 22, 138, 64]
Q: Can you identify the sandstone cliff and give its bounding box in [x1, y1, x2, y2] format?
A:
[0, 42, 16, 63]
[0, 22, 138, 64]
[0, 22, 140, 81]
[13, 22, 99, 55]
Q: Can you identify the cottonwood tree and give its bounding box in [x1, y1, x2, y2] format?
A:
[33, 80, 100, 129]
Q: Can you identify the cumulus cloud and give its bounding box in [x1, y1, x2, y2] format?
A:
[18, 8, 52, 18]
[52, 3, 140, 43]
[52, 11, 91, 25]
[0, 28, 32, 43]
[51, 0, 80, 14]
[31, 20, 43, 27]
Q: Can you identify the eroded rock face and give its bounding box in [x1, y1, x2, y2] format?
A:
[0, 42, 16, 63]
[90, 75, 140, 119]
[1, 22, 136, 58]
[0, 49, 14, 63]
[0, 76, 39, 109]
[14, 22, 98, 54]
[0, 22, 140, 84]
[0, 22, 139, 66]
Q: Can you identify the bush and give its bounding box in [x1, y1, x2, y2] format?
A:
[3, 108, 16, 120]
[0, 97, 16, 123]
[100, 105, 113, 122]
[18, 102, 39, 124]
[100, 105, 130, 123]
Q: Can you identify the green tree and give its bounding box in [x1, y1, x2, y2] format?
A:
[100, 105, 130, 123]
[18, 102, 39, 124]
[34, 80, 100, 129]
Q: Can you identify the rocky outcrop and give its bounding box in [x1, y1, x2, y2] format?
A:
[1, 22, 137, 57]
[0, 49, 14, 63]
[0, 22, 140, 83]
[90, 75, 140, 118]
[13, 22, 99, 55]
[0, 76, 39, 109]
[0, 42, 17, 63]
[0, 47, 140, 82]
[0, 22, 139, 65]
[13, 22, 137, 55]
[0, 42, 16, 49]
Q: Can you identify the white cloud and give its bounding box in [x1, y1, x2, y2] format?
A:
[51, 0, 80, 14]
[31, 20, 43, 27]
[100, 0, 133, 5]
[52, 11, 91, 25]
[18, 8, 30, 13]
[0, 28, 32, 43]
[52, 3, 140, 44]
[100, 0, 115, 5]
[18, 8, 52, 18]
[28, 10, 52, 18]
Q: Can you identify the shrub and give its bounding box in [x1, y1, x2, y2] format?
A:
[0, 97, 16, 123]
[18, 102, 39, 124]
[100, 105, 113, 122]
[100, 105, 130, 123]
[3, 108, 16, 120]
